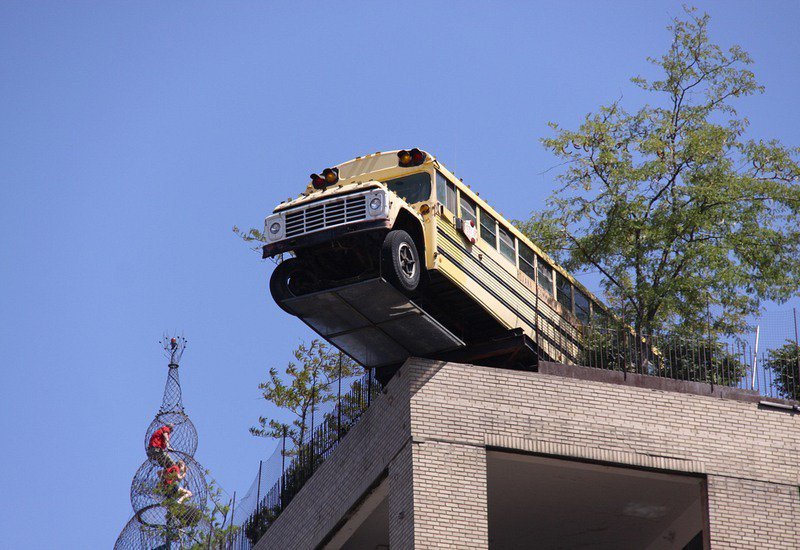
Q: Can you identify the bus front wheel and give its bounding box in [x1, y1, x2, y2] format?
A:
[381, 230, 421, 293]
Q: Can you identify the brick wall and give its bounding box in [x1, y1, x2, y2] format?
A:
[406, 359, 799, 549]
[256, 359, 800, 549]
[388, 441, 415, 549]
[405, 359, 799, 487]
[706, 476, 800, 548]
[410, 440, 488, 548]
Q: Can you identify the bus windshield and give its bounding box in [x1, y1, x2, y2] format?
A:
[383, 172, 431, 204]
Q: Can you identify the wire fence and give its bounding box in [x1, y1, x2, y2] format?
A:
[221, 370, 381, 549]
[229, 444, 283, 528]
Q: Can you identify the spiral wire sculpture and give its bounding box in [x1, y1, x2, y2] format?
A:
[114, 336, 211, 549]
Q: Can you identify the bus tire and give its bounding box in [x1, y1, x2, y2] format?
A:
[381, 229, 421, 293]
[269, 258, 318, 312]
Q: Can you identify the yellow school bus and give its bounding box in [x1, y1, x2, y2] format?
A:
[263, 149, 607, 371]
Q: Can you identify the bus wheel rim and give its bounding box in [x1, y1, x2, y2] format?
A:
[398, 243, 416, 279]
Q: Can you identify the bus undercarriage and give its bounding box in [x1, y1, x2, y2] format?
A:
[271, 249, 540, 384]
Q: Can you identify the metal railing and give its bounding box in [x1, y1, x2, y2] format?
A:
[227, 370, 381, 548]
[538, 324, 800, 402]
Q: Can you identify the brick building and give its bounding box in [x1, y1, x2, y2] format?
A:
[253, 359, 800, 549]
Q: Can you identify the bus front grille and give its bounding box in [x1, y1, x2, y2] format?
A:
[284, 194, 368, 238]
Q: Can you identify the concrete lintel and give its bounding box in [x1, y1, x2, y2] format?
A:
[485, 433, 706, 475]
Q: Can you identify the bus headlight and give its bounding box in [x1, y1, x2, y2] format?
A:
[369, 197, 382, 211]
[269, 222, 281, 235]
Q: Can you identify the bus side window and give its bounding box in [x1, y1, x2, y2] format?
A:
[480, 209, 497, 247]
[574, 288, 590, 323]
[446, 182, 457, 213]
[460, 194, 477, 225]
[436, 171, 457, 212]
[537, 256, 554, 296]
[436, 171, 448, 207]
[498, 226, 516, 263]
[519, 243, 536, 281]
[592, 303, 609, 328]
[556, 272, 573, 312]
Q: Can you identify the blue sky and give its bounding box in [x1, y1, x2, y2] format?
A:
[1, 2, 798, 548]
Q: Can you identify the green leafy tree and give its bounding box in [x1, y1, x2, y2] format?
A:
[251, 339, 359, 453]
[146, 473, 240, 550]
[520, 7, 800, 338]
[192, 476, 240, 550]
[232, 224, 268, 252]
[764, 341, 800, 400]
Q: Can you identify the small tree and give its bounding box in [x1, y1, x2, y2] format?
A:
[764, 341, 800, 401]
[521, 6, 800, 338]
[251, 339, 359, 453]
[149, 474, 240, 550]
[233, 225, 267, 250]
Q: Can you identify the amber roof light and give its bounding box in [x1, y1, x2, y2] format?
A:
[322, 167, 339, 184]
[398, 148, 426, 167]
[310, 173, 326, 190]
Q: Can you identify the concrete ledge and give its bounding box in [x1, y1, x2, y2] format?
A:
[538, 361, 765, 402]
